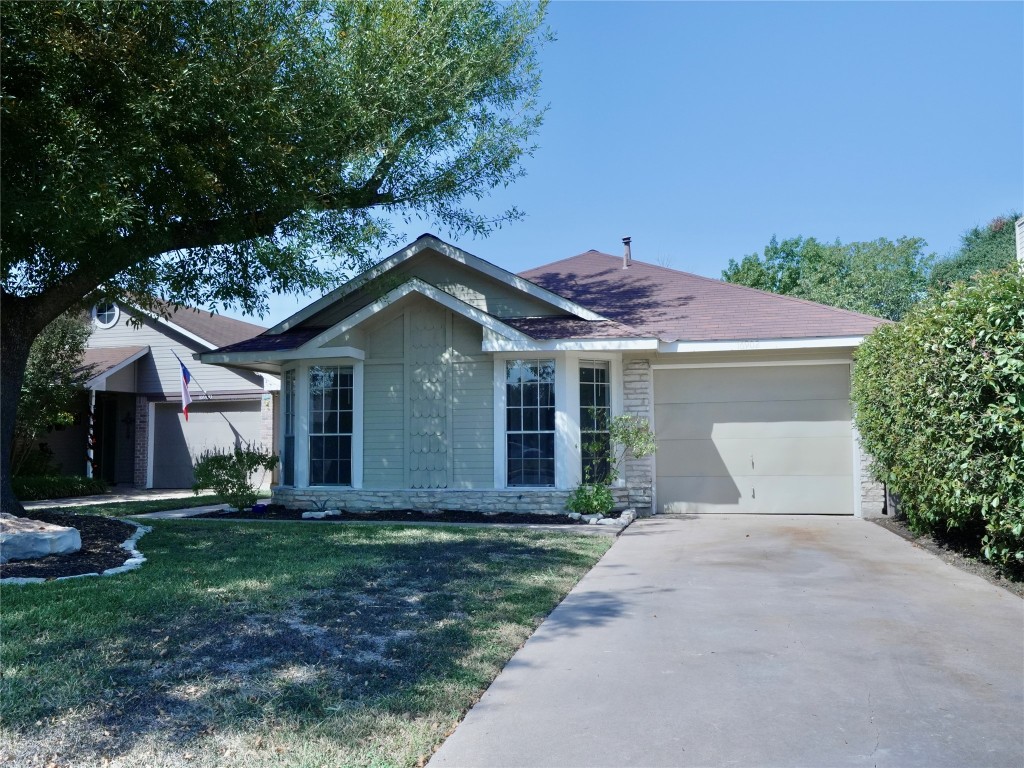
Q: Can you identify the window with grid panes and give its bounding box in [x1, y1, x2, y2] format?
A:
[506, 359, 555, 486]
[283, 369, 296, 486]
[308, 366, 353, 485]
[580, 361, 611, 482]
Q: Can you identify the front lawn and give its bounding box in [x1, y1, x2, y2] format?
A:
[0, 521, 612, 768]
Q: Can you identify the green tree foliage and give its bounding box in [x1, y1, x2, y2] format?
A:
[929, 213, 1021, 291]
[13, 312, 92, 475]
[0, 0, 548, 514]
[722, 235, 932, 320]
[851, 270, 1024, 574]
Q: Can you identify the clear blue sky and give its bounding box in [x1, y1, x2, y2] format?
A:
[229, 0, 1023, 323]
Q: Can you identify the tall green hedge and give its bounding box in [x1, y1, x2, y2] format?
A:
[852, 269, 1024, 573]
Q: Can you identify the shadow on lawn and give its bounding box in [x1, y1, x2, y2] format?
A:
[5, 532, 621, 762]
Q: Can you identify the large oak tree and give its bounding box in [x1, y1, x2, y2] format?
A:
[1, 0, 548, 514]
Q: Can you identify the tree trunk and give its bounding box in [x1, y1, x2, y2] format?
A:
[1, 296, 54, 517]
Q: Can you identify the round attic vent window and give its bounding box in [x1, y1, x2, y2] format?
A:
[93, 302, 119, 328]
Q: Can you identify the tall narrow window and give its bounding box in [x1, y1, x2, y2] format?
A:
[308, 365, 353, 485]
[580, 361, 611, 482]
[506, 359, 555, 486]
[283, 369, 295, 486]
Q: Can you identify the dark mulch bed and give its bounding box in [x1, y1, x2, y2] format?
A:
[196, 504, 620, 526]
[871, 517, 1024, 599]
[0, 511, 140, 581]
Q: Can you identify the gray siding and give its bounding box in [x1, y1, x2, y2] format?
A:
[451, 360, 493, 488]
[89, 307, 264, 396]
[355, 295, 495, 489]
[363, 365, 405, 488]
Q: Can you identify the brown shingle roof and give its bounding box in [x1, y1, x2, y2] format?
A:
[80, 346, 147, 378]
[519, 251, 884, 342]
[503, 316, 646, 340]
[209, 327, 326, 355]
[153, 302, 266, 348]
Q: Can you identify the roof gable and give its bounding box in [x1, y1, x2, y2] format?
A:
[519, 251, 885, 343]
[267, 234, 603, 335]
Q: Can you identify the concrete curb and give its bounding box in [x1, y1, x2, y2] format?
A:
[1, 520, 153, 586]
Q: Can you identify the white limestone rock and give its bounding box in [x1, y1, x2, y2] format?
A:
[0, 513, 82, 564]
[567, 512, 582, 521]
[301, 510, 342, 520]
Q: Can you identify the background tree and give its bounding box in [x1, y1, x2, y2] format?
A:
[12, 312, 92, 476]
[929, 213, 1021, 290]
[722, 235, 932, 320]
[0, 0, 548, 514]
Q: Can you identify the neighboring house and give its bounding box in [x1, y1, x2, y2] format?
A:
[45, 302, 274, 488]
[201, 234, 887, 517]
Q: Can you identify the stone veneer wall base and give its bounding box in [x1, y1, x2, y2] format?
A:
[273, 487, 644, 515]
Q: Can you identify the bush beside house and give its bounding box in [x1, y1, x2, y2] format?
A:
[852, 270, 1024, 573]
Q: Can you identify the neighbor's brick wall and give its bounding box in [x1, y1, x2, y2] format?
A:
[622, 357, 654, 512]
[133, 396, 149, 488]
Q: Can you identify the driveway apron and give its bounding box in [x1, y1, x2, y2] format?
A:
[430, 515, 1024, 768]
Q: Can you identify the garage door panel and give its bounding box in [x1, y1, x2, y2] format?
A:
[658, 436, 852, 477]
[654, 365, 851, 405]
[654, 400, 851, 440]
[654, 364, 854, 515]
[153, 401, 262, 488]
[659, 475, 853, 515]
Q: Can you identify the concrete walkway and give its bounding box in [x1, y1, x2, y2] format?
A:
[21, 487, 202, 511]
[430, 515, 1024, 768]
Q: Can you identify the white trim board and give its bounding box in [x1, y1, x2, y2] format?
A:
[267, 234, 604, 334]
[657, 336, 864, 353]
[652, 359, 852, 370]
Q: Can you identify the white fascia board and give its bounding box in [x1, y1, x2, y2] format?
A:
[200, 346, 366, 366]
[299, 278, 536, 351]
[267, 235, 604, 334]
[133, 307, 217, 350]
[656, 336, 865, 354]
[86, 346, 151, 390]
[482, 329, 658, 353]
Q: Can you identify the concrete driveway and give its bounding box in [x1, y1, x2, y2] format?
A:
[430, 515, 1024, 768]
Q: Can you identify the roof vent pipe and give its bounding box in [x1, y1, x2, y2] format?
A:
[622, 236, 632, 269]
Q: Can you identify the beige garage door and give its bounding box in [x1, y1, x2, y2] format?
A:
[654, 364, 853, 515]
[152, 400, 262, 488]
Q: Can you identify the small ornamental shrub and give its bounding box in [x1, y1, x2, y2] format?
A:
[12, 475, 108, 501]
[567, 414, 656, 516]
[566, 477, 615, 516]
[852, 269, 1024, 574]
[192, 444, 279, 512]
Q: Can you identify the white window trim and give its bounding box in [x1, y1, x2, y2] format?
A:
[92, 302, 120, 329]
[287, 359, 363, 490]
[492, 351, 623, 491]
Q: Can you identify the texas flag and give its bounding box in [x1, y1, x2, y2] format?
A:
[180, 361, 193, 421]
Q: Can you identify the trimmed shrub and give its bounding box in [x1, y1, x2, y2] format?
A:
[192, 444, 278, 512]
[852, 269, 1024, 573]
[13, 475, 108, 501]
[566, 481, 614, 516]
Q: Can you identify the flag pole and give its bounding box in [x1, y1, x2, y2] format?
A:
[171, 349, 213, 400]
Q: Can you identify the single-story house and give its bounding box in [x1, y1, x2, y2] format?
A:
[44, 302, 276, 488]
[201, 234, 887, 516]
